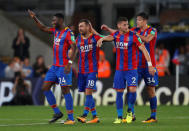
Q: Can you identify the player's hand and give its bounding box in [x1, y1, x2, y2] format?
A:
[148, 66, 155, 76]
[64, 63, 72, 74]
[97, 38, 103, 47]
[101, 24, 109, 31]
[28, 9, 36, 18]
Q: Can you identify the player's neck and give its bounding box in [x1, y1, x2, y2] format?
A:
[82, 32, 91, 39]
[57, 25, 65, 31]
[140, 24, 148, 31]
[119, 29, 129, 34]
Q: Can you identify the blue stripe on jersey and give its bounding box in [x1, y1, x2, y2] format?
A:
[128, 32, 133, 69]
[53, 31, 61, 64]
[58, 29, 69, 65]
[119, 35, 124, 70]
[144, 28, 151, 66]
[84, 39, 89, 73]
[92, 35, 98, 72]
[78, 35, 82, 73]
[138, 30, 146, 67]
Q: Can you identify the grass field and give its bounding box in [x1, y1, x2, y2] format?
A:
[0, 106, 189, 131]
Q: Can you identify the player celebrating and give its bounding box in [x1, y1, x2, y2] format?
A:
[75, 19, 103, 124]
[101, 12, 158, 123]
[28, 10, 76, 124]
[97, 17, 155, 124]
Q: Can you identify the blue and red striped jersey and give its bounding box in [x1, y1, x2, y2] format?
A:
[111, 31, 142, 71]
[76, 34, 102, 74]
[131, 26, 157, 68]
[50, 27, 75, 67]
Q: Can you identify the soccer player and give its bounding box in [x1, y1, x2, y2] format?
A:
[28, 10, 76, 124]
[75, 19, 103, 124]
[101, 12, 158, 123]
[97, 17, 155, 124]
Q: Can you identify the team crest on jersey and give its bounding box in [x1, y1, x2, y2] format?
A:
[54, 38, 61, 45]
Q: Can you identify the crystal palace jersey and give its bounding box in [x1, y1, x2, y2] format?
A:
[111, 31, 143, 71]
[131, 26, 157, 68]
[50, 27, 75, 67]
[76, 34, 102, 74]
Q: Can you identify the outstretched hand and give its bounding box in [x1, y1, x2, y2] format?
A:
[28, 9, 35, 18]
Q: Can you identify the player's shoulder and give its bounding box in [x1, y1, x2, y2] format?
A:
[130, 27, 140, 32]
[148, 26, 157, 32]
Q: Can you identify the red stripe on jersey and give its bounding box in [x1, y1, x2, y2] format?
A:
[55, 31, 65, 65]
[88, 37, 94, 73]
[116, 33, 121, 70]
[123, 33, 129, 70]
[94, 35, 100, 70]
[81, 38, 85, 73]
[132, 34, 137, 69]
[149, 30, 157, 67]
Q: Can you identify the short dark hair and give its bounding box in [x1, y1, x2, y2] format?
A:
[136, 12, 149, 20]
[117, 17, 128, 24]
[78, 19, 91, 25]
[54, 13, 64, 19]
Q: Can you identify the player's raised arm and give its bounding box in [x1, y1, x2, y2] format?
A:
[134, 34, 155, 76]
[101, 24, 117, 34]
[28, 9, 52, 34]
[97, 35, 114, 47]
[137, 28, 157, 43]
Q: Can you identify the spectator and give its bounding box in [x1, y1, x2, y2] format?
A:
[12, 72, 33, 105]
[155, 44, 170, 77]
[185, 44, 189, 75]
[4, 59, 15, 78]
[178, 46, 187, 75]
[33, 55, 47, 77]
[98, 50, 111, 78]
[12, 28, 30, 60]
[22, 58, 33, 78]
[13, 57, 22, 72]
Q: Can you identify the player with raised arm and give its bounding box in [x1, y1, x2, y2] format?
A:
[101, 12, 158, 123]
[28, 10, 76, 125]
[75, 19, 104, 124]
[97, 17, 155, 124]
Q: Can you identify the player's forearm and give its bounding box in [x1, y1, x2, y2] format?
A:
[102, 35, 114, 42]
[139, 35, 153, 43]
[69, 44, 76, 61]
[139, 45, 152, 64]
[32, 16, 49, 32]
[108, 28, 117, 34]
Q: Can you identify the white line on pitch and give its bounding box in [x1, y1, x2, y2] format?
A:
[0, 123, 49, 127]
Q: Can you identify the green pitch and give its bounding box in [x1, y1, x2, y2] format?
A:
[0, 106, 189, 131]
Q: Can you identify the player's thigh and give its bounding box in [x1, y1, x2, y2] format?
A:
[43, 66, 58, 90]
[137, 68, 144, 82]
[143, 68, 159, 87]
[86, 72, 98, 91]
[113, 70, 126, 90]
[125, 70, 138, 91]
[57, 67, 72, 86]
[77, 73, 87, 92]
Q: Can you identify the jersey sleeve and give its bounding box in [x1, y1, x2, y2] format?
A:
[110, 31, 118, 39]
[94, 34, 104, 41]
[49, 27, 55, 33]
[67, 30, 76, 45]
[149, 28, 157, 37]
[133, 33, 143, 47]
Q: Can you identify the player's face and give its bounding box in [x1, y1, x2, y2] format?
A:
[117, 21, 129, 33]
[78, 22, 90, 35]
[136, 16, 147, 28]
[52, 16, 63, 29]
